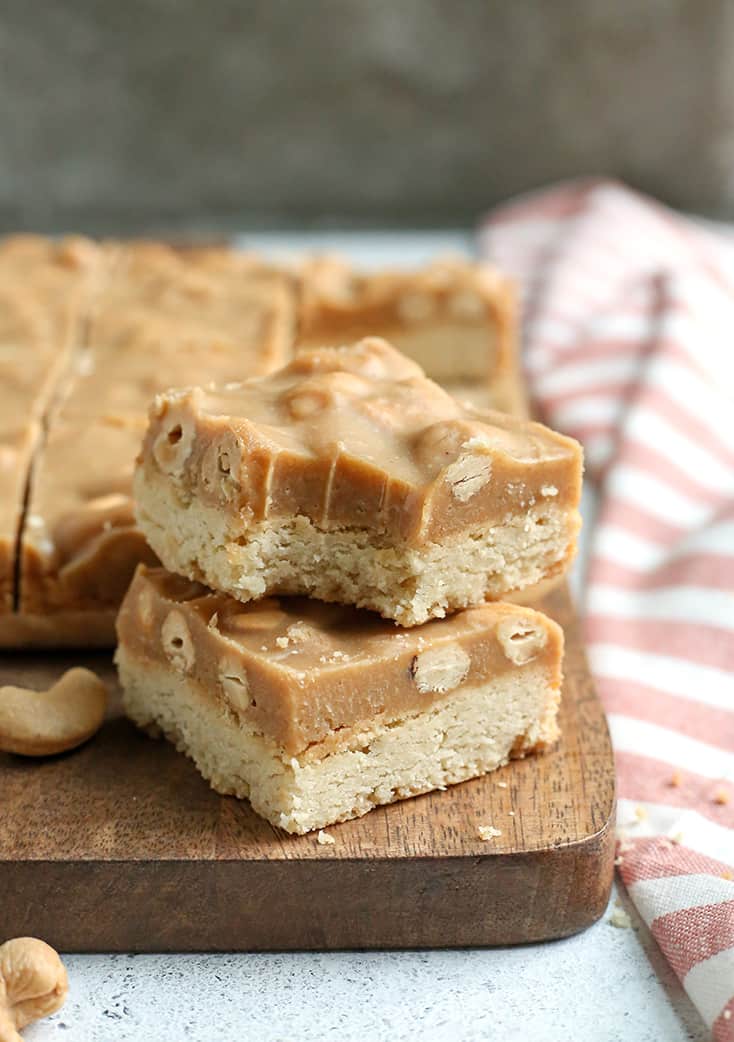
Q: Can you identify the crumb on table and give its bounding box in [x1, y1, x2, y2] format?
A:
[609, 903, 632, 929]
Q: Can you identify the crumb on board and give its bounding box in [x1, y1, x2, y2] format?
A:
[477, 825, 502, 841]
[609, 903, 632, 929]
[275, 636, 290, 649]
[496, 781, 508, 789]
[316, 830, 335, 846]
[508, 810, 515, 817]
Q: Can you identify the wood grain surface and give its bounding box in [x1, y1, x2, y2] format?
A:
[0, 584, 615, 951]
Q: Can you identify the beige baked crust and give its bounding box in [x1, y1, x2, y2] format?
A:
[117, 647, 560, 835]
[296, 256, 517, 385]
[136, 470, 578, 626]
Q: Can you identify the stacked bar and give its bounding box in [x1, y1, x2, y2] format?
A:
[133, 340, 581, 626]
[117, 569, 564, 835]
[117, 339, 582, 833]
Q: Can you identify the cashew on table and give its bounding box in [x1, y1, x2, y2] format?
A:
[0, 938, 68, 1041]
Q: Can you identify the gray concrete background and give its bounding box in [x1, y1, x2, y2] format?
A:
[1, 0, 732, 233]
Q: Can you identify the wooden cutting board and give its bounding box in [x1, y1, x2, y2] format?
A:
[0, 584, 615, 951]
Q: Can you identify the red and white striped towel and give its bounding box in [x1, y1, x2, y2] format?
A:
[480, 180, 734, 1038]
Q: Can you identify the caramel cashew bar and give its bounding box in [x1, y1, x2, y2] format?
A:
[116, 565, 563, 834]
[296, 255, 518, 404]
[135, 338, 583, 626]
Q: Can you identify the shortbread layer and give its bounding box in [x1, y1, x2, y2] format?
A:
[116, 566, 563, 833]
[137, 475, 577, 626]
[135, 339, 582, 623]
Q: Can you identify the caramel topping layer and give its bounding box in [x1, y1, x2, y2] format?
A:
[298, 255, 513, 331]
[90, 242, 293, 362]
[62, 243, 294, 416]
[142, 338, 582, 544]
[117, 565, 563, 756]
[20, 416, 158, 614]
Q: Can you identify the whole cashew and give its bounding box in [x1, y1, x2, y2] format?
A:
[0, 938, 68, 1041]
[0, 668, 107, 756]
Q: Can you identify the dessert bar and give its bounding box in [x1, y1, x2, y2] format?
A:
[135, 339, 582, 625]
[297, 256, 517, 398]
[116, 565, 563, 834]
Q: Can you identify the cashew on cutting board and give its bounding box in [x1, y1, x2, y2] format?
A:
[0, 667, 107, 756]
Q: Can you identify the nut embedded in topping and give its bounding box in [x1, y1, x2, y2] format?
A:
[283, 371, 371, 420]
[226, 604, 288, 633]
[200, 435, 241, 501]
[410, 644, 470, 694]
[138, 586, 155, 627]
[306, 255, 355, 303]
[55, 235, 97, 269]
[218, 658, 252, 712]
[285, 388, 329, 419]
[413, 419, 490, 469]
[497, 616, 548, 665]
[448, 290, 486, 320]
[444, 454, 492, 502]
[397, 291, 436, 323]
[161, 611, 195, 672]
[152, 415, 195, 477]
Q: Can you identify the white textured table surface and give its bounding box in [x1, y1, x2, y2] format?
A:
[26, 232, 707, 1042]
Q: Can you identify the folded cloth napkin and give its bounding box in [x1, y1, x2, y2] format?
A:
[480, 179, 734, 1039]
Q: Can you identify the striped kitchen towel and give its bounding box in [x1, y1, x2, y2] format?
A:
[479, 179, 734, 1039]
